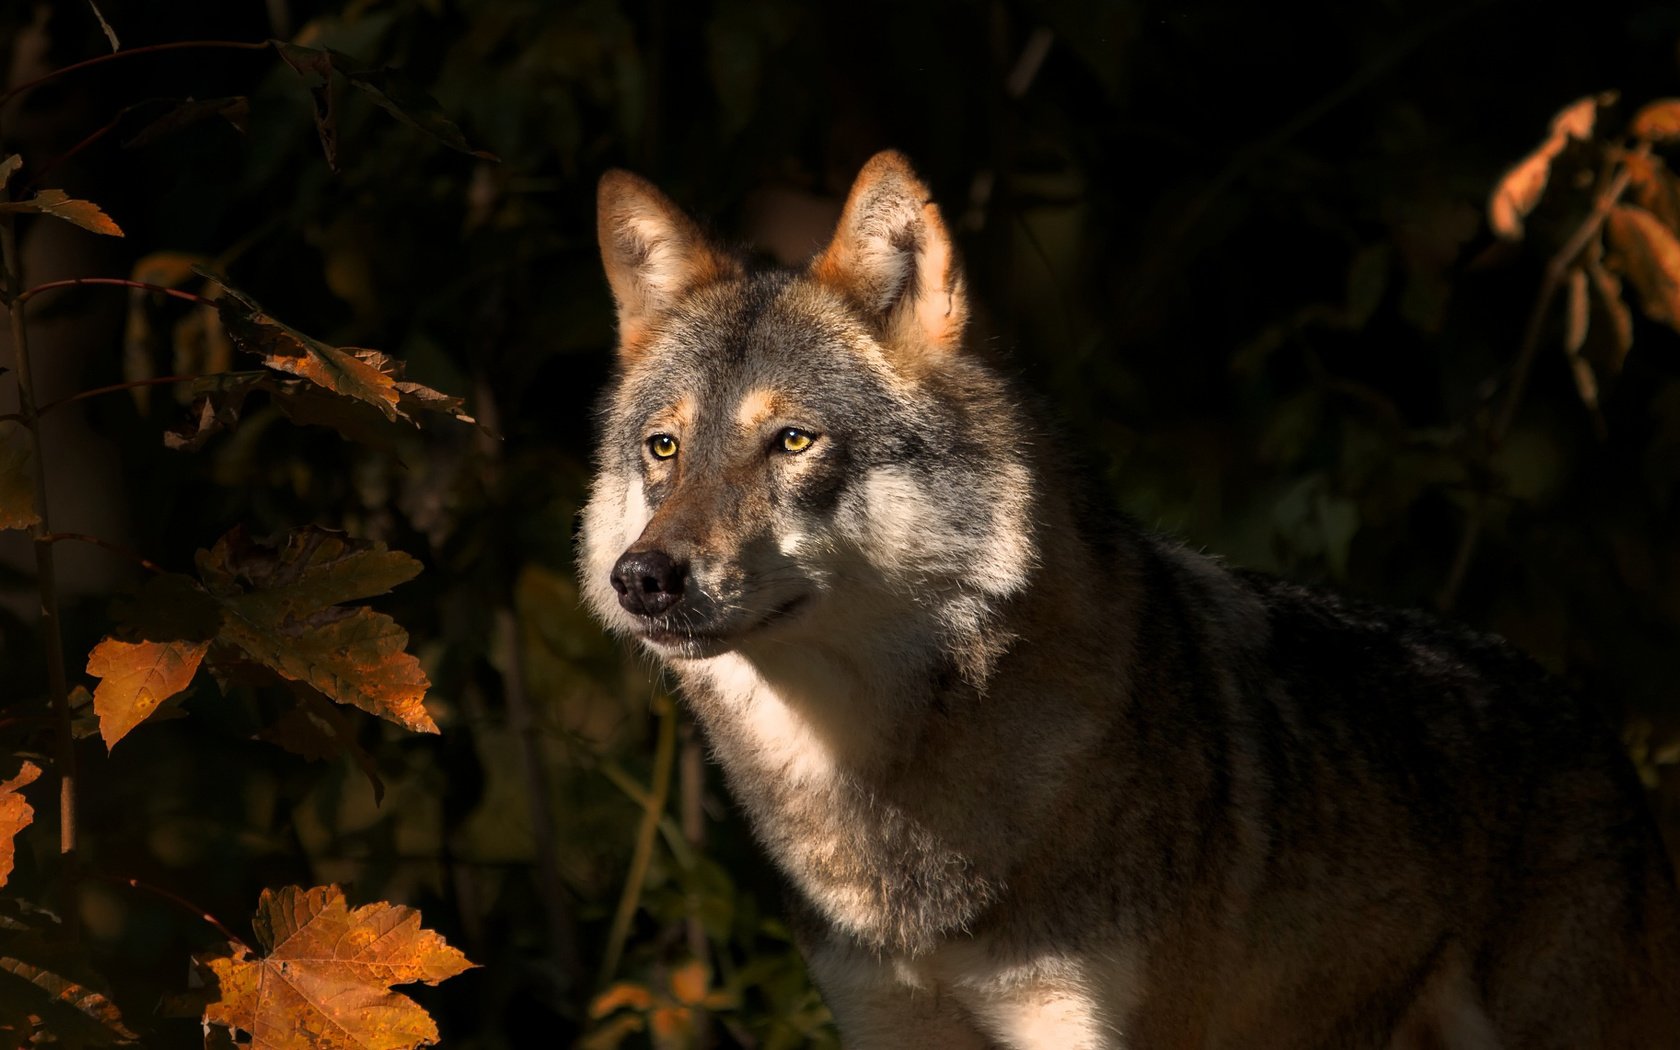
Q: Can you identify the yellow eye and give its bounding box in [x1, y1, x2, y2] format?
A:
[778, 428, 814, 454]
[648, 434, 679, 459]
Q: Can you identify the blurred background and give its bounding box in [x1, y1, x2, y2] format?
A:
[2, 0, 1679, 1045]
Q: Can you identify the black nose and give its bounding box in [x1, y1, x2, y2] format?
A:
[610, 549, 689, 617]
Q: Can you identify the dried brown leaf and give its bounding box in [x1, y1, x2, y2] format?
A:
[0, 763, 39, 888]
[214, 287, 401, 419]
[1631, 99, 1680, 143]
[0, 189, 123, 236]
[202, 885, 474, 1050]
[0, 155, 19, 190]
[1605, 203, 1680, 330]
[0, 423, 38, 531]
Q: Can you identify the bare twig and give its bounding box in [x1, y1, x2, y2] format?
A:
[1, 209, 78, 918]
[0, 40, 270, 109]
[88, 873, 249, 950]
[40, 532, 166, 573]
[15, 276, 210, 307]
[36, 374, 200, 418]
[1436, 148, 1643, 611]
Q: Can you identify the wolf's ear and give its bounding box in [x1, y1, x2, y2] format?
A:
[811, 151, 968, 356]
[598, 170, 740, 355]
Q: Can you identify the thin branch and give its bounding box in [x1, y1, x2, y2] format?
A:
[1, 209, 78, 917]
[598, 690, 677, 988]
[1437, 149, 1642, 612]
[37, 374, 200, 418]
[87, 873, 249, 951]
[24, 109, 128, 190]
[40, 532, 166, 574]
[16, 277, 211, 307]
[0, 40, 271, 109]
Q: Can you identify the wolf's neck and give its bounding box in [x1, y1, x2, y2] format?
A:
[675, 619, 955, 786]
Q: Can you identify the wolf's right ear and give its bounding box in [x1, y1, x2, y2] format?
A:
[598, 170, 740, 356]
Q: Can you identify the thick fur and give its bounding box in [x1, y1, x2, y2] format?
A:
[578, 152, 1680, 1049]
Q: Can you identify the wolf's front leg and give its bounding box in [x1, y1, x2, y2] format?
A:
[807, 939, 994, 1049]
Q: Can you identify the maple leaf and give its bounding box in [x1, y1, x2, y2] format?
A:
[0, 422, 39, 531]
[201, 885, 474, 1050]
[196, 527, 435, 732]
[0, 763, 39, 888]
[84, 527, 435, 748]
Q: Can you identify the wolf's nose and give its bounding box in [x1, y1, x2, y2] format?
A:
[610, 550, 689, 617]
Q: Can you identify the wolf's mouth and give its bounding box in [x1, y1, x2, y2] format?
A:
[634, 595, 809, 652]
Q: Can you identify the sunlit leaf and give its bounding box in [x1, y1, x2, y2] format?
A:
[214, 285, 401, 419]
[1605, 203, 1680, 330]
[669, 960, 709, 1006]
[0, 423, 38, 531]
[0, 763, 39, 888]
[84, 573, 220, 748]
[0, 155, 19, 190]
[196, 527, 436, 733]
[1488, 94, 1610, 241]
[0, 189, 123, 237]
[87, 637, 211, 749]
[201, 885, 474, 1050]
[591, 983, 655, 1018]
[1631, 99, 1680, 144]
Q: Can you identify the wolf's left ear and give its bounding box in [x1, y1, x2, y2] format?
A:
[598, 170, 741, 355]
[811, 151, 968, 356]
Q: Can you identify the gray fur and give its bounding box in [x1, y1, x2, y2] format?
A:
[578, 151, 1680, 1049]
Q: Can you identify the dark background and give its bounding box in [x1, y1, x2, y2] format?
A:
[2, 0, 1678, 1046]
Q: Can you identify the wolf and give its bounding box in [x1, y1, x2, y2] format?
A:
[576, 150, 1680, 1049]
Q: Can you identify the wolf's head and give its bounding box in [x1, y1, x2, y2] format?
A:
[578, 152, 1038, 679]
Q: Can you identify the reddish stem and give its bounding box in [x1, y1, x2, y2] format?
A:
[0, 40, 272, 108]
[40, 532, 166, 574]
[88, 873, 249, 951]
[25, 110, 129, 190]
[37, 375, 201, 418]
[16, 277, 211, 307]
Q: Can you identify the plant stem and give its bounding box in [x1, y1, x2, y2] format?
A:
[0, 212, 79, 909]
[1436, 148, 1642, 612]
[40, 532, 165, 573]
[17, 277, 211, 306]
[87, 874, 248, 950]
[0, 40, 271, 109]
[598, 689, 677, 987]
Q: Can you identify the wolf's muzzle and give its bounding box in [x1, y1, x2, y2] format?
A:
[611, 549, 689, 617]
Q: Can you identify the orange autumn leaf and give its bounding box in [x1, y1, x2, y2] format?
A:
[0, 189, 123, 237]
[86, 637, 212, 749]
[196, 527, 435, 733]
[202, 885, 473, 1050]
[214, 285, 401, 420]
[0, 762, 40, 887]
